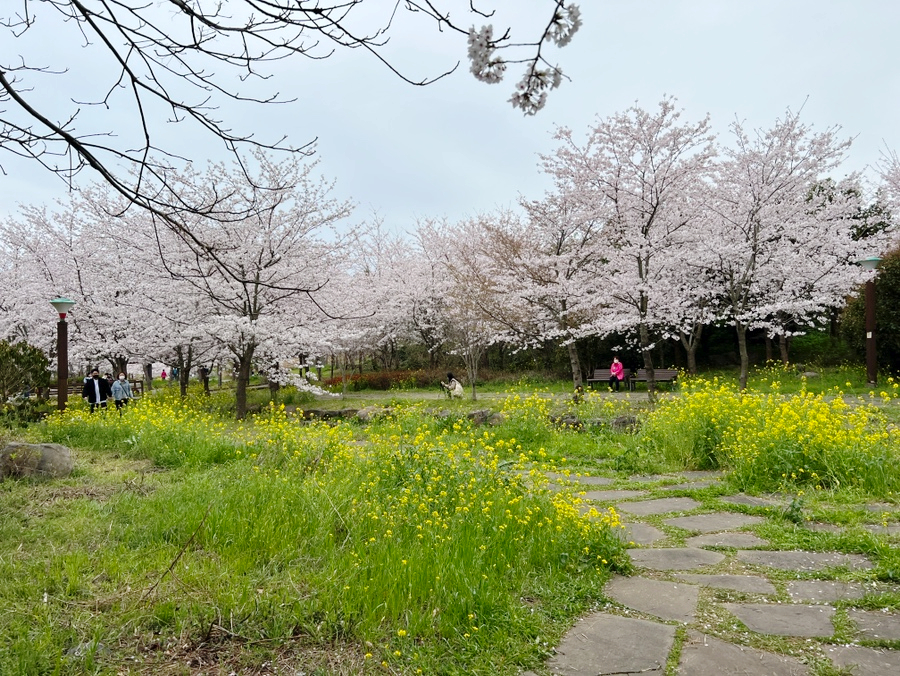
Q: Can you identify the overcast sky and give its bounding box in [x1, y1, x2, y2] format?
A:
[2, 1, 899, 231]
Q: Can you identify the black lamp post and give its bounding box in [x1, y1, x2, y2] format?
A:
[856, 257, 882, 387]
[49, 297, 76, 411]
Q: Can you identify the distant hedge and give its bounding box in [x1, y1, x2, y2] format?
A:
[322, 369, 444, 391]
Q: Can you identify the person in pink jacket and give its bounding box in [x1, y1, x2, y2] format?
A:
[609, 356, 624, 392]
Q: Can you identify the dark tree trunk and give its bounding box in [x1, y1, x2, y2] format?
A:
[764, 335, 773, 363]
[235, 345, 256, 420]
[778, 334, 790, 364]
[736, 323, 750, 390]
[567, 342, 583, 389]
[143, 363, 154, 390]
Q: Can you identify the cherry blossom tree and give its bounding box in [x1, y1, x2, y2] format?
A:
[543, 98, 717, 394]
[704, 110, 880, 388]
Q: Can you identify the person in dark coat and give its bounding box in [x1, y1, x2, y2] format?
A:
[82, 368, 113, 412]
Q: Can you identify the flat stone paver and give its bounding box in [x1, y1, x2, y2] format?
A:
[787, 580, 886, 604]
[679, 631, 809, 675]
[686, 532, 768, 549]
[720, 494, 783, 508]
[803, 522, 843, 533]
[618, 497, 700, 516]
[584, 489, 647, 502]
[665, 512, 765, 533]
[865, 524, 900, 536]
[849, 609, 900, 640]
[679, 471, 724, 481]
[618, 522, 666, 546]
[735, 550, 873, 571]
[826, 645, 900, 676]
[724, 603, 835, 637]
[629, 548, 725, 571]
[674, 574, 776, 595]
[661, 480, 717, 491]
[605, 576, 697, 623]
[547, 613, 674, 675]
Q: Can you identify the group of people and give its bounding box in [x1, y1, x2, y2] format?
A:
[81, 369, 134, 412]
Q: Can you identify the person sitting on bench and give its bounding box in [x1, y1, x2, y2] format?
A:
[609, 356, 624, 392]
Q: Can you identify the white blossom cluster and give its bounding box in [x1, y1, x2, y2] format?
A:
[547, 4, 582, 47]
[509, 66, 564, 116]
[466, 25, 506, 83]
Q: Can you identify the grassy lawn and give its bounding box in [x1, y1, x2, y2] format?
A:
[1, 364, 898, 675]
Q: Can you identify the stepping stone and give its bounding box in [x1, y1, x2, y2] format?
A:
[865, 503, 898, 514]
[849, 609, 900, 640]
[661, 480, 717, 491]
[618, 497, 700, 516]
[604, 575, 698, 622]
[787, 580, 886, 604]
[686, 532, 768, 548]
[679, 631, 809, 675]
[665, 512, 765, 532]
[826, 645, 900, 676]
[723, 603, 835, 637]
[629, 548, 725, 571]
[736, 550, 873, 572]
[546, 613, 674, 675]
[629, 474, 677, 483]
[679, 471, 724, 480]
[618, 522, 666, 546]
[865, 524, 900, 536]
[674, 574, 776, 595]
[584, 489, 647, 502]
[720, 494, 783, 508]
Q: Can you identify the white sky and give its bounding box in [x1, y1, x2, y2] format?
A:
[2, 1, 899, 230]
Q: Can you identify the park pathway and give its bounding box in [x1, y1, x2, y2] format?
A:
[528, 472, 900, 676]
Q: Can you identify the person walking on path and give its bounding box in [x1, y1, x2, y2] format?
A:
[82, 368, 112, 412]
[160, 369, 167, 382]
[609, 356, 625, 392]
[111, 372, 133, 411]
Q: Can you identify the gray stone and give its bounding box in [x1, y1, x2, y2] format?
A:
[674, 574, 776, 595]
[849, 609, 900, 640]
[356, 406, 388, 422]
[584, 489, 647, 502]
[1, 442, 74, 479]
[865, 524, 900, 536]
[664, 512, 765, 533]
[800, 371, 820, 378]
[629, 548, 725, 571]
[618, 522, 666, 546]
[826, 645, 900, 676]
[604, 575, 698, 622]
[611, 415, 639, 433]
[735, 550, 873, 571]
[678, 631, 809, 675]
[661, 481, 717, 491]
[720, 494, 783, 508]
[686, 533, 768, 549]
[865, 502, 898, 514]
[629, 474, 676, 483]
[468, 409, 496, 425]
[618, 497, 701, 516]
[787, 580, 886, 604]
[547, 613, 674, 676]
[679, 471, 724, 480]
[724, 603, 835, 637]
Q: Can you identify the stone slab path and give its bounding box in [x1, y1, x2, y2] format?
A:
[540, 473, 900, 676]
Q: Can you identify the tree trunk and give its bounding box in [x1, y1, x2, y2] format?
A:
[638, 321, 656, 399]
[679, 324, 703, 375]
[143, 363, 154, 390]
[764, 335, 773, 363]
[567, 342, 583, 389]
[736, 323, 750, 390]
[235, 345, 256, 419]
[778, 334, 790, 364]
[268, 361, 281, 398]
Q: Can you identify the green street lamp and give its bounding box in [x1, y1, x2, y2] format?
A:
[49, 297, 76, 411]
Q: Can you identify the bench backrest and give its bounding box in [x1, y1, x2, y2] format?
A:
[589, 368, 631, 379]
[634, 368, 678, 380]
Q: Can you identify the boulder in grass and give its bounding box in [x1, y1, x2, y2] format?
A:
[611, 415, 639, 433]
[1, 441, 74, 479]
[356, 406, 392, 423]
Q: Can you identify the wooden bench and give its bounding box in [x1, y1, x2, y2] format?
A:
[629, 368, 678, 390]
[586, 368, 631, 389]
